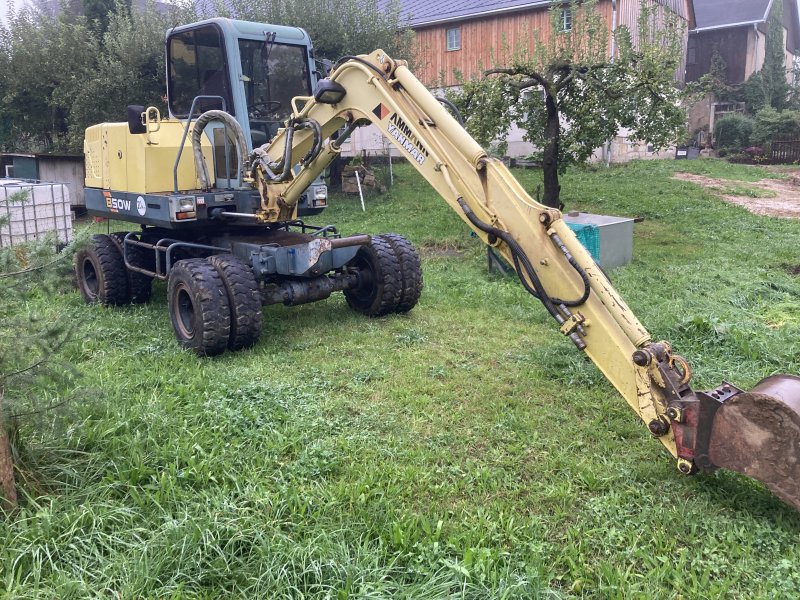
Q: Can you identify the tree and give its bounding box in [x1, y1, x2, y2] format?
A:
[195, 0, 414, 62]
[740, 0, 790, 113]
[0, 190, 77, 511]
[82, 0, 129, 34]
[0, 9, 99, 152]
[0, 1, 182, 153]
[65, 2, 176, 147]
[446, 0, 691, 209]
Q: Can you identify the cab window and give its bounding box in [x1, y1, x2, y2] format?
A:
[168, 25, 232, 117]
[238, 39, 311, 145]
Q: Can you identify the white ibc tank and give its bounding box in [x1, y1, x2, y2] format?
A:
[0, 180, 73, 247]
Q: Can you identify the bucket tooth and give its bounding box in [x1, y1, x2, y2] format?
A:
[707, 375, 800, 512]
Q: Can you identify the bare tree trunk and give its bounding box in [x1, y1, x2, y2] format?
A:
[541, 93, 563, 210]
[0, 393, 17, 512]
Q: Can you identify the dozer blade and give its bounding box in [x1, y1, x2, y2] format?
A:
[707, 375, 800, 511]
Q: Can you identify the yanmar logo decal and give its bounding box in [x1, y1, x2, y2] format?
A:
[386, 113, 429, 166]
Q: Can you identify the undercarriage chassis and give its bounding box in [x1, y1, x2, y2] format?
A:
[75, 220, 423, 356]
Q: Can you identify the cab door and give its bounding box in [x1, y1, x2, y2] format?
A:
[167, 23, 240, 190]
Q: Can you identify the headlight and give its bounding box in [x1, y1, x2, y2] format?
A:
[178, 196, 196, 211]
[313, 185, 327, 202]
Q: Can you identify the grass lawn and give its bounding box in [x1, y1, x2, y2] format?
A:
[2, 159, 800, 598]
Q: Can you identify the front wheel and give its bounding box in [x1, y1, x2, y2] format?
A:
[74, 234, 130, 305]
[209, 254, 262, 350]
[167, 258, 231, 356]
[381, 233, 423, 313]
[344, 234, 422, 316]
[110, 232, 153, 304]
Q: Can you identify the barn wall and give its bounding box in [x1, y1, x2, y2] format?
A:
[38, 158, 85, 207]
[411, 0, 691, 86]
[685, 27, 750, 84]
[412, 1, 615, 86]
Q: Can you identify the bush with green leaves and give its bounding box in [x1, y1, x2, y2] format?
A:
[750, 107, 800, 145]
[714, 114, 754, 151]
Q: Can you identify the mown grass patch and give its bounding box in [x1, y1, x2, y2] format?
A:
[2, 158, 799, 598]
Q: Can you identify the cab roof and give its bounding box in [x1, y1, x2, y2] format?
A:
[167, 17, 312, 45]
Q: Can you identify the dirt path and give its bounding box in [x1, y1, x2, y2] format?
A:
[673, 170, 800, 218]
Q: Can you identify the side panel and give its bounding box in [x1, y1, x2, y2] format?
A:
[84, 121, 215, 194]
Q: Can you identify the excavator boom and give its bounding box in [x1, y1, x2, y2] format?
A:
[247, 51, 800, 512]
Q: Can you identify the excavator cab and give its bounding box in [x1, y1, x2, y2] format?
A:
[165, 18, 328, 214]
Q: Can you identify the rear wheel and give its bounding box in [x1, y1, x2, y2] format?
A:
[381, 233, 423, 313]
[167, 258, 231, 356]
[74, 234, 129, 305]
[110, 232, 153, 304]
[209, 254, 262, 350]
[344, 236, 402, 316]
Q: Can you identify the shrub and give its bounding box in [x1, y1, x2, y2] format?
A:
[714, 114, 754, 151]
[750, 107, 800, 145]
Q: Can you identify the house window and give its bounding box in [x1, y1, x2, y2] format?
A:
[446, 27, 461, 51]
[560, 7, 572, 32]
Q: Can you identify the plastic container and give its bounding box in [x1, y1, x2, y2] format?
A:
[0, 179, 73, 247]
[564, 211, 634, 269]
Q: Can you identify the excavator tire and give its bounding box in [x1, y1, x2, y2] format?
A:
[380, 233, 423, 313]
[74, 234, 130, 306]
[344, 235, 402, 317]
[110, 232, 153, 304]
[209, 254, 262, 350]
[167, 258, 231, 356]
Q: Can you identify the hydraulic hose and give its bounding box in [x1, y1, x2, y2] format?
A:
[251, 118, 324, 181]
[333, 55, 388, 80]
[435, 96, 465, 127]
[458, 198, 588, 350]
[296, 118, 323, 166]
[190, 110, 249, 190]
[547, 232, 591, 307]
[457, 198, 561, 321]
[457, 198, 590, 309]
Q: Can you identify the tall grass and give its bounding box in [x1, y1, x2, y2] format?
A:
[1, 159, 799, 598]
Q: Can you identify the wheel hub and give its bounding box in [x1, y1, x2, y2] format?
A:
[81, 257, 99, 298]
[175, 285, 196, 338]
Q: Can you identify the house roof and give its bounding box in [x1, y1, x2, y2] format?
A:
[398, 0, 550, 27]
[692, 0, 772, 32]
[691, 0, 800, 53]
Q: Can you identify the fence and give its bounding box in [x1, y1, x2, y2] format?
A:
[770, 140, 800, 164]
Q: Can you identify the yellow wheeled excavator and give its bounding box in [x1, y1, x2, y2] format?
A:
[76, 18, 800, 512]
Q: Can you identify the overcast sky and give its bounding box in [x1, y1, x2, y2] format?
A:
[0, 0, 29, 26]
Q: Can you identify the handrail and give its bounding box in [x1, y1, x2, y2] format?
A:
[172, 95, 227, 193]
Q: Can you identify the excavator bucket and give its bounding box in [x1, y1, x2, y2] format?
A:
[706, 375, 800, 511]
